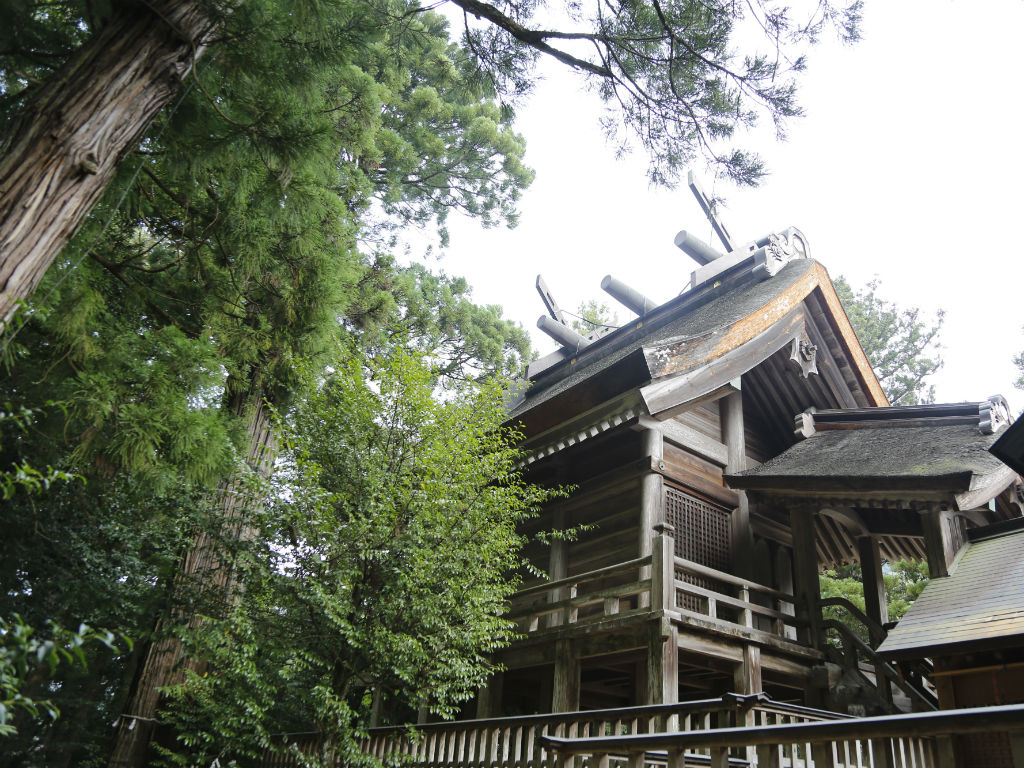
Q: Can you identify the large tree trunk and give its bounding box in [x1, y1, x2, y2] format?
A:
[107, 383, 276, 768]
[0, 0, 217, 333]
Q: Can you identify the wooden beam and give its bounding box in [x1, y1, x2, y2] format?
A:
[548, 508, 568, 628]
[639, 427, 663, 610]
[536, 274, 566, 324]
[658, 418, 729, 466]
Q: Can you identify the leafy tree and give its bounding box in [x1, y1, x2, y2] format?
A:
[0, 615, 127, 738]
[155, 347, 556, 767]
[0, 0, 861, 331]
[1, 2, 535, 762]
[820, 560, 929, 646]
[570, 299, 620, 338]
[834, 276, 943, 405]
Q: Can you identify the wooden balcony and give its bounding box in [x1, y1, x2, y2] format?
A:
[505, 533, 809, 659]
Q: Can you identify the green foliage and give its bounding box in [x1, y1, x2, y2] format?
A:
[0, 403, 78, 499]
[158, 348, 556, 766]
[570, 300, 620, 337]
[0, 614, 128, 737]
[834, 277, 943, 405]
[378, 262, 531, 383]
[820, 560, 929, 645]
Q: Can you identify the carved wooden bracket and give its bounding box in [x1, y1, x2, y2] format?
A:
[788, 332, 819, 378]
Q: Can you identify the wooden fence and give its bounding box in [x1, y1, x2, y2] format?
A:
[358, 695, 853, 768]
[541, 702, 1024, 768]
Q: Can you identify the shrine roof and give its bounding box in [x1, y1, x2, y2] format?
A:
[725, 400, 1016, 508]
[506, 257, 883, 435]
[878, 519, 1024, 660]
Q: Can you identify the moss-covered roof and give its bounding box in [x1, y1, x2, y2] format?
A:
[508, 259, 819, 422]
[729, 423, 1005, 492]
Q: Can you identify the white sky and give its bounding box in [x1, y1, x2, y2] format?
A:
[424, 0, 1024, 410]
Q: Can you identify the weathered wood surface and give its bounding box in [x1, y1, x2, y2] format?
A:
[0, 0, 217, 331]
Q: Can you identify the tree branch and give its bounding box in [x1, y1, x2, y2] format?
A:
[446, 0, 614, 77]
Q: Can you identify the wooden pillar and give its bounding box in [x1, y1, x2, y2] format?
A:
[790, 506, 822, 650]
[722, 390, 753, 577]
[639, 423, 664, 609]
[857, 534, 892, 706]
[921, 507, 959, 578]
[475, 670, 503, 719]
[370, 687, 383, 728]
[638, 424, 665, 558]
[646, 617, 679, 704]
[733, 644, 762, 695]
[551, 639, 580, 712]
[548, 508, 568, 627]
[856, 535, 889, 640]
[774, 544, 797, 641]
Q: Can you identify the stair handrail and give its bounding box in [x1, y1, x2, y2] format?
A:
[821, 618, 937, 711]
[818, 595, 887, 648]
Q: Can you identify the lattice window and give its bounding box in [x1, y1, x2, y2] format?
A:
[665, 485, 732, 613]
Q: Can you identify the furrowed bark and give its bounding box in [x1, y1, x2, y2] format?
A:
[107, 383, 276, 768]
[0, 0, 218, 333]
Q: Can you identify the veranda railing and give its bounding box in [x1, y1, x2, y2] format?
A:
[358, 694, 851, 768]
[540, 702, 1024, 768]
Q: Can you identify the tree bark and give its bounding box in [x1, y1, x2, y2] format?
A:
[0, 0, 217, 333]
[107, 383, 276, 768]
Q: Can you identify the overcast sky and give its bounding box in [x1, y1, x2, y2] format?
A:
[423, 0, 1024, 410]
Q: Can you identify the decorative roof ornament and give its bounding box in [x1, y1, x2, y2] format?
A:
[980, 395, 1011, 435]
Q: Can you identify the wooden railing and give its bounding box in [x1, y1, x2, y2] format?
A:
[506, 556, 653, 633]
[672, 555, 803, 643]
[359, 695, 852, 768]
[506, 534, 805, 648]
[541, 702, 1024, 768]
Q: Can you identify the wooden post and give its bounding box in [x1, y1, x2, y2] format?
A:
[856, 536, 888, 631]
[370, 687, 383, 728]
[476, 671, 504, 719]
[552, 638, 580, 712]
[722, 390, 753, 578]
[651, 527, 676, 612]
[646, 617, 679, 704]
[921, 507, 959, 579]
[639, 424, 664, 609]
[790, 506, 823, 650]
[774, 544, 797, 641]
[549, 508, 568, 627]
[733, 644, 762, 695]
[857, 534, 893, 707]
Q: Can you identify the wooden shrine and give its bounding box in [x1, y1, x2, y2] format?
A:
[470, 187, 1022, 722]
[347, 186, 1024, 768]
